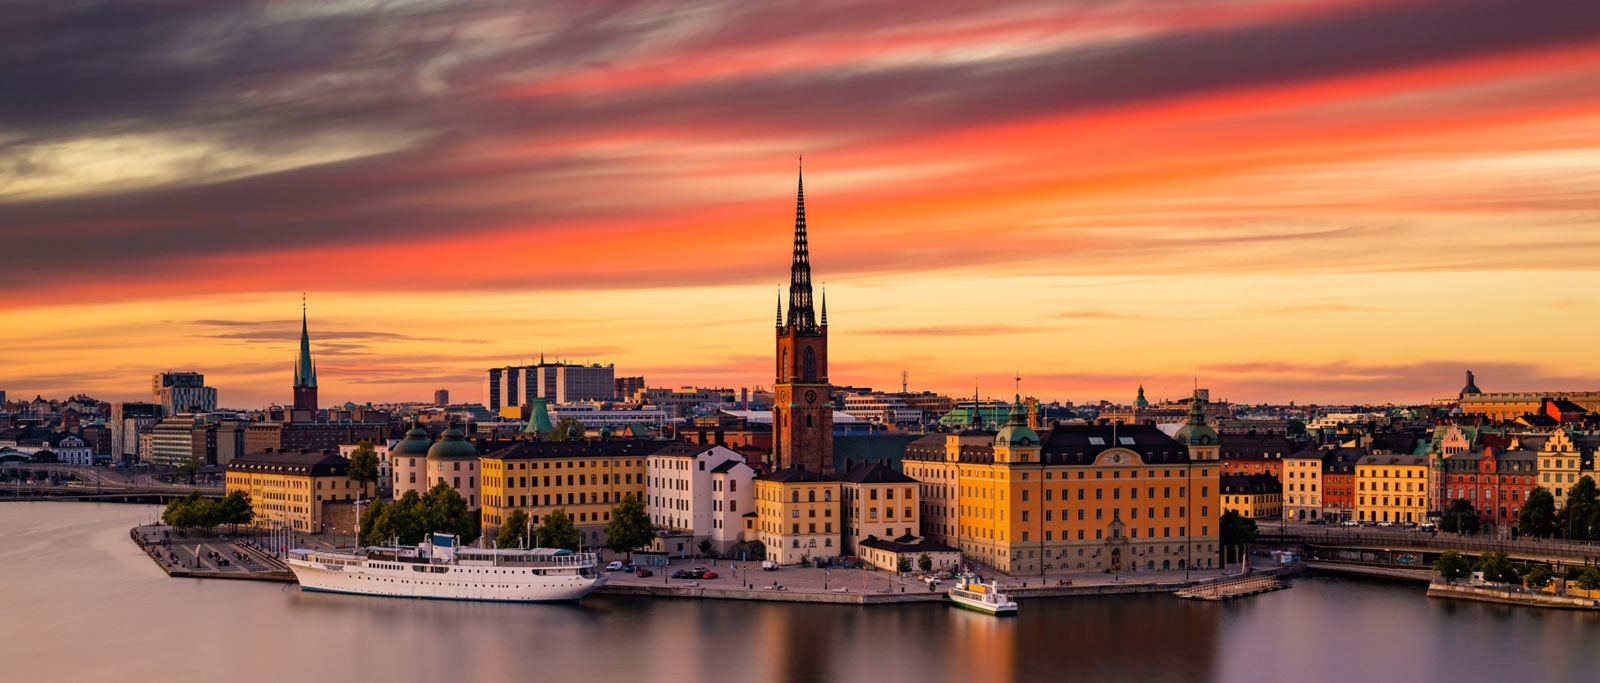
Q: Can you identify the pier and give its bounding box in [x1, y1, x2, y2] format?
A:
[1174, 573, 1287, 601]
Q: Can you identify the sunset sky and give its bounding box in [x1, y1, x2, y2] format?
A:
[5, 0, 1600, 409]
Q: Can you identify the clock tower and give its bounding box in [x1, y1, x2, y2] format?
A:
[772, 163, 833, 473]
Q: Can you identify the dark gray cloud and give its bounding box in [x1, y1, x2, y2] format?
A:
[2, 0, 1597, 290]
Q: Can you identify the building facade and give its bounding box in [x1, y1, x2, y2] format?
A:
[225, 449, 356, 534]
[152, 372, 217, 415]
[645, 443, 755, 553]
[837, 462, 920, 553]
[1355, 454, 1428, 524]
[1283, 449, 1323, 520]
[1440, 446, 1538, 530]
[478, 439, 654, 549]
[754, 467, 843, 565]
[1538, 429, 1594, 508]
[1220, 473, 1282, 519]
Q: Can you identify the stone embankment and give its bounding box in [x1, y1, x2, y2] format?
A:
[1427, 581, 1600, 611]
[130, 526, 295, 582]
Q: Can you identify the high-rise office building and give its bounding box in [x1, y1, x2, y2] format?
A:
[152, 372, 218, 414]
[486, 359, 617, 411]
[434, 389, 450, 406]
[110, 402, 164, 462]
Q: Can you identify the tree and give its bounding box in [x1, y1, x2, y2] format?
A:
[604, 493, 655, 561]
[498, 509, 531, 549]
[217, 490, 254, 531]
[545, 417, 586, 442]
[918, 552, 933, 572]
[346, 441, 380, 500]
[1576, 567, 1600, 591]
[1286, 420, 1306, 438]
[1559, 476, 1598, 540]
[1519, 487, 1557, 538]
[1475, 551, 1519, 584]
[1219, 510, 1258, 565]
[1433, 551, 1471, 582]
[896, 556, 911, 574]
[1524, 564, 1553, 589]
[421, 482, 478, 544]
[162, 491, 221, 532]
[175, 456, 202, 486]
[358, 498, 388, 547]
[367, 490, 426, 546]
[537, 508, 581, 551]
[1440, 499, 1480, 534]
[698, 537, 714, 558]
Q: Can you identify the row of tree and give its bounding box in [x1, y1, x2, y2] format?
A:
[162, 490, 254, 532]
[1517, 477, 1600, 540]
[494, 493, 657, 558]
[358, 482, 477, 546]
[1434, 550, 1600, 590]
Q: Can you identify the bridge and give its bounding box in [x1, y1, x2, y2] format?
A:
[1, 463, 222, 503]
[1258, 527, 1600, 572]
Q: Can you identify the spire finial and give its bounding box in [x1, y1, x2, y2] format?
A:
[820, 283, 827, 326]
[784, 161, 816, 332]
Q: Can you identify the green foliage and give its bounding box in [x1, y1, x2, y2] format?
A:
[498, 509, 530, 549]
[896, 556, 911, 574]
[217, 490, 254, 529]
[421, 482, 478, 544]
[604, 494, 655, 558]
[1524, 564, 1553, 589]
[162, 491, 223, 531]
[1285, 419, 1306, 437]
[537, 508, 582, 551]
[1475, 551, 1519, 584]
[544, 417, 586, 442]
[359, 485, 476, 546]
[1433, 551, 1472, 581]
[346, 441, 381, 497]
[1219, 510, 1258, 563]
[918, 552, 933, 572]
[1440, 499, 1480, 534]
[1518, 487, 1557, 538]
[175, 456, 202, 485]
[1576, 567, 1600, 591]
[1558, 476, 1599, 541]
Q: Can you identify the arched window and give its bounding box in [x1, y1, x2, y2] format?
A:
[802, 347, 817, 382]
[808, 490, 816, 502]
[781, 349, 788, 381]
[806, 414, 813, 428]
[791, 490, 799, 503]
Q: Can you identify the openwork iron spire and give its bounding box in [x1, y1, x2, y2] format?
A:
[786, 159, 817, 332]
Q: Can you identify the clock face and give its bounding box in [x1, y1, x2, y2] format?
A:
[1111, 453, 1123, 464]
[804, 390, 818, 403]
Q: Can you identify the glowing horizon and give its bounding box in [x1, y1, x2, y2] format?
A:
[5, 0, 1600, 408]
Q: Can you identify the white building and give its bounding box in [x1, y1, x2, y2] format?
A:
[339, 438, 398, 493]
[14, 434, 93, 466]
[646, 444, 755, 554]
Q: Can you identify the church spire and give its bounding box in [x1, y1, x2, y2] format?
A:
[295, 294, 317, 389]
[785, 158, 817, 332]
[820, 284, 827, 326]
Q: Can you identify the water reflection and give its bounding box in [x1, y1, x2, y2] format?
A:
[5, 503, 1600, 683]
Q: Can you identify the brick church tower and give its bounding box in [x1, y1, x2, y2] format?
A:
[293, 297, 319, 413]
[772, 164, 833, 473]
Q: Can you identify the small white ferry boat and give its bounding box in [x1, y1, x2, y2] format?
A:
[286, 533, 606, 602]
[947, 575, 1018, 615]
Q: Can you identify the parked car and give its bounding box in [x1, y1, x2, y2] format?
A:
[605, 561, 624, 571]
[761, 560, 779, 571]
[1377, 521, 1396, 527]
[1418, 523, 1437, 532]
[1306, 519, 1325, 526]
[636, 569, 653, 578]
[701, 571, 718, 580]
[625, 564, 638, 573]
[1341, 520, 1360, 527]
[671, 570, 691, 579]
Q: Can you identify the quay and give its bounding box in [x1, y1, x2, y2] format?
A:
[130, 525, 294, 582]
[1427, 581, 1600, 611]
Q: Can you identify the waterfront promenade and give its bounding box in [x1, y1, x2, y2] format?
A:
[130, 524, 293, 581]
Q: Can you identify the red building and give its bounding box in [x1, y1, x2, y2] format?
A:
[1440, 446, 1538, 530]
[1321, 449, 1359, 521]
[1218, 433, 1296, 481]
[771, 167, 833, 473]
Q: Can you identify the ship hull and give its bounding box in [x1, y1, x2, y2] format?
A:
[287, 558, 606, 602]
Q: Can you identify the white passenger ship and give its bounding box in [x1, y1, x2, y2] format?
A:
[286, 533, 606, 602]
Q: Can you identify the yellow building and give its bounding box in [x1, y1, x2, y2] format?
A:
[1538, 429, 1593, 509]
[754, 467, 842, 565]
[837, 462, 920, 553]
[1282, 449, 1323, 520]
[225, 449, 356, 534]
[1355, 454, 1429, 524]
[1220, 474, 1282, 520]
[478, 439, 653, 548]
[902, 395, 1223, 575]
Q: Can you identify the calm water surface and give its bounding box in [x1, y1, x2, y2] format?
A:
[3, 503, 1596, 683]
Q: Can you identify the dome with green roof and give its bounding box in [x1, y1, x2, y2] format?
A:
[1134, 385, 1149, 409]
[426, 424, 478, 460]
[391, 421, 432, 458]
[995, 394, 1039, 447]
[1173, 392, 1219, 446]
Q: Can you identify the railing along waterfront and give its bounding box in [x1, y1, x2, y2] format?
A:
[1258, 528, 1600, 561]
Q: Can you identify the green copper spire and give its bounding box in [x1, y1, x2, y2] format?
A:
[294, 295, 317, 389]
[523, 397, 554, 434]
[1134, 384, 1148, 408]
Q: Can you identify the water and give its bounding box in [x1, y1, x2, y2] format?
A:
[3, 502, 1596, 683]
